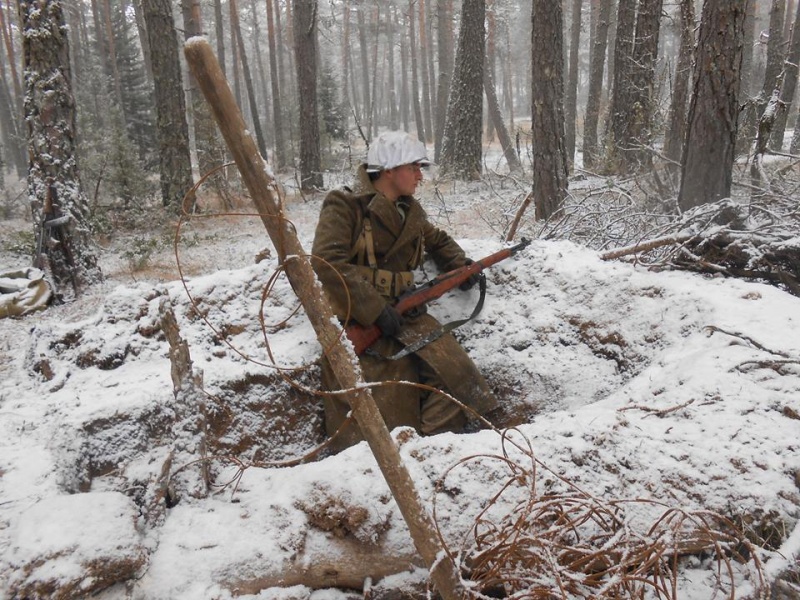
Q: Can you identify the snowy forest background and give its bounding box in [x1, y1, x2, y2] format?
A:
[2, 0, 800, 599]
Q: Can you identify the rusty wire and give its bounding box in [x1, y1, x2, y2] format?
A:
[430, 430, 769, 600]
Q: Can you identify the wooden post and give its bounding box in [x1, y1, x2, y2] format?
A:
[183, 38, 464, 600]
[160, 296, 210, 501]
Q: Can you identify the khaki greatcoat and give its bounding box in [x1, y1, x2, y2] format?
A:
[312, 166, 497, 450]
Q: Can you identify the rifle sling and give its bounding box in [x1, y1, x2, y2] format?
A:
[367, 273, 487, 361]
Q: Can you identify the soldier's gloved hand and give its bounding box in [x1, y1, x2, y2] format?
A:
[459, 259, 481, 291]
[375, 305, 404, 337]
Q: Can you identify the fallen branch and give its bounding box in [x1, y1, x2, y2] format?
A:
[598, 199, 800, 297]
[600, 233, 692, 260]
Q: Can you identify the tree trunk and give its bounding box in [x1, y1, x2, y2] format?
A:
[18, 0, 103, 300]
[368, 5, 380, 139]
[440, 0, 485, 180]
[274, 0, 289, 120]
[531, 0, 569, 219]
[763, 0, 787, 96]
[341, 0, 350, 108]
[183, 39, 466, 600]
[100, 0, 124, 117]
[769, 0, 800, 151]
[282, 0, 298, 157]
[678, 1, 746, 212]
[229, 0, 243, 111]
[503, 22, 514, 132]
[735, 0, 756, 155]
[356, 3, 371, 132]
[620, 0, 664, 173]
[64, 1, 83, 86]
[292, 0, 323, 190]
[0, 4, 26, 177]
[484, 54, 520, 173]
[605, 0, 636, 173]
[605, 0, 618, 103]
[130, 0, 154, 87]
[266, 0, 287, 170]
[426, 0, 437, 117]
[181, 0, 232, 209]
[434, 0, 454, 161]
[386, 0, 399, 130]
[398, 6, 410, 132]
[88, 0, 109, 128]
[408, 1, 426, 143]
[418, 0, 434, 142]
[0, 60, 25, 177]
[142, 0, 194, 213]
[213, 0, 226, 78]
[663, 0, 695, 177]
[740, 0, 786, 153]
[0, 0, 23, 116]
[565, 0, 583, 168]
[485, 0, 496, 141]
[582, 0, 612, 170]
[740, 0, 755, 98]
[750, 88, 780, 190]
[230, 0, 267, 158]
[250, 0, 273, 148]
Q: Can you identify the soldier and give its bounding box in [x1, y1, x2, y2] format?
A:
[312, 131, 497, 451]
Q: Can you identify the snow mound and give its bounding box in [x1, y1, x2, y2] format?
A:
[5, 492, 145, 598]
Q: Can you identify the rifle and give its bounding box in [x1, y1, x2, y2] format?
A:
[346, 237, 531, 355]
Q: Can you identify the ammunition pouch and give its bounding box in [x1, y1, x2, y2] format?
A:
[373, 269, 414, 298]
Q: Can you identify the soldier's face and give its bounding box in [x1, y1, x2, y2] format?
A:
[385, 163, 423, 197]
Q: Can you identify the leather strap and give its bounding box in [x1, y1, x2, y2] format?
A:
[367, 273, 488, 361]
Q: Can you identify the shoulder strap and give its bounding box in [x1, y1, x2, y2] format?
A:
[347, 209, 378, 270]
[368, 273, 488, 361]
[363, 218, 377, 269]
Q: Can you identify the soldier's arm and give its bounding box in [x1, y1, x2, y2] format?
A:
[421, 218, 468, 273]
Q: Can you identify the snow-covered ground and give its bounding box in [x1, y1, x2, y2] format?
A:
[1, 174, 799, 599]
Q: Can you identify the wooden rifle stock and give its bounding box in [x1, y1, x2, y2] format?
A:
[345, 238, 530, 354]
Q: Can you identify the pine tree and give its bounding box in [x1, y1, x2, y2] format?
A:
[19, 0, 103, 300]
[440, 0, 485, 180]
[292, 0, 323, 190]
[111, 0, 156, 161]
[318, 59, 346, 147]
[142, 0, 194, 212]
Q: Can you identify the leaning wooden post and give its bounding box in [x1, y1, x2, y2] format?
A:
[183, 38, 465, 600]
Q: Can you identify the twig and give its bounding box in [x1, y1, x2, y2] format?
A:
[704, 325, 791, 358]
[618, 398, 695, 418]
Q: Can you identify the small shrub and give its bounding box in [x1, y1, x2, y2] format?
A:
[2, 230, 36, 257]
[121, 235, 160, 272]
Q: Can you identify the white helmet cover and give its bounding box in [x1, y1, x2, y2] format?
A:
[365, 131, 432, 172]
